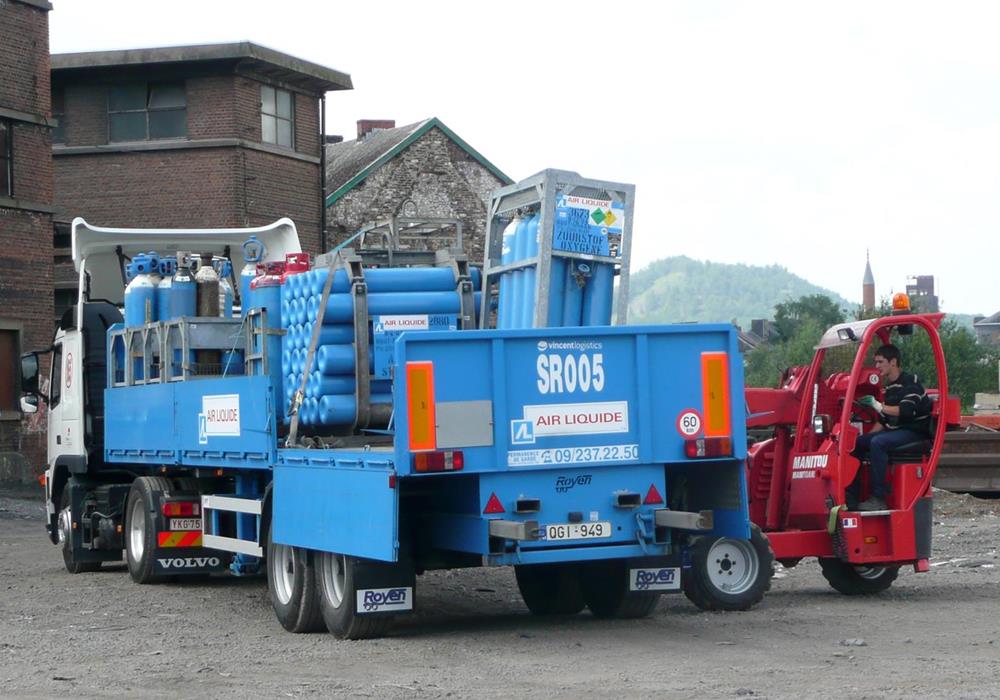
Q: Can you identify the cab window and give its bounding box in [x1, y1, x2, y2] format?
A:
[50, 343, 62, 408]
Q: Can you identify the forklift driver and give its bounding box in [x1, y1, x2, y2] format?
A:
[850, 344, 933, 511]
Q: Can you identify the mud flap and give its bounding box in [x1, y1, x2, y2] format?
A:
[350, 557, 417, 616]
[152, 548, 232, 576]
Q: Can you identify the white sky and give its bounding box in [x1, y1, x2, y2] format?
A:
[49, 1, 1000, 314]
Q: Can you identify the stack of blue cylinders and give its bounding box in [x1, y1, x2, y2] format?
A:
[280, 266, 482, 429]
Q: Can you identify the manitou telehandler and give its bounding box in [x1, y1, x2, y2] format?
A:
[682, 294, 960, 608]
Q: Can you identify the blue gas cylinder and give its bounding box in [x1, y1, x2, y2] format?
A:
[124, 252, 159, 327]
[240, 236, 266, 317]
[157, 258, 176, 322]
[170, 254, 197, 319]
[250, 262, 285, 413]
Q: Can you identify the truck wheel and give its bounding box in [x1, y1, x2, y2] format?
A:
[580, 560, 660, 619]
[683, 524, 774, 611]
[515, 563, 587, 616]
[125, 476, 172, 584]
[316, 552, 392, 639]
[266, 525, 325, 633]
[58, 490, 101, 574]
[819, 559, 899, 595]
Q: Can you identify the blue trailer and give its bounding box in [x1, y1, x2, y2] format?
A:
[23, 175, 771, 639]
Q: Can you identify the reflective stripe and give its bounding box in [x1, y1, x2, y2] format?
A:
[158, 531, 203, 547]
[700, 351, 731, 438]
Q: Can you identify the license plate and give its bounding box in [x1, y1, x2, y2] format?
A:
[169, 518, 202, 531]
[543, 521, 612, 541]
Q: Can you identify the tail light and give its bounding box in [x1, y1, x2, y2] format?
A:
[163, 501, 200, 517]
[684, 436, 732, 458]
[413, 450, 464, 473]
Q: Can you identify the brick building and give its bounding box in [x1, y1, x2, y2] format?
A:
[0, 0, 55, 484]
[51, 42, 351, 316]
[325, 118, 511, 264]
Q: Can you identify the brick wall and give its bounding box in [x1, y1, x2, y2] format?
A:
[11, 121, 53, 201]
[326, 127, 504, 265]
[0, 1, 50, 116]
[243, 148, 321, 254]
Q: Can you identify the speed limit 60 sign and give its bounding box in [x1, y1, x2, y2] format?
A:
[676, 409, 703, 437]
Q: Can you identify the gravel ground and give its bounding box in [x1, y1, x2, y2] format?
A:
[1, 488, 998, 699]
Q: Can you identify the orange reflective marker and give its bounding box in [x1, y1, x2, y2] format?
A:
[406, 361, 437, 452]
[701, 352, 732, 438]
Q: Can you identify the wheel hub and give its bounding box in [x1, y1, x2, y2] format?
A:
[270, 543, 295, 606]
[58, 507, 71, 546]
[706, 538, 759, 594]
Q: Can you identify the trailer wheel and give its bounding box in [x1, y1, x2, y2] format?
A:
[515, 563, 587, 616]
[125, 476, 172, 584]
[684, 524, 774, 611]
[819, 559, 899, 595]
[266, 526, 325, 633]
[58, 490, 101, 574]
[580, 560, 660, 619]
[316, 552, 392, 640]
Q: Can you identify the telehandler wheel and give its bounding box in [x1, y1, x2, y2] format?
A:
[266, 525, 325, 633]
[580, 560, 660, 619]
[684, 524, 774, 611]
[514, 563, 587, 616]
[58, 490, 101, 574]
[819, 559, 900, 595]
[316, 552, 392, 640]
[125, 476, 172, 584]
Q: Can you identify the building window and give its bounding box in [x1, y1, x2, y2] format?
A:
[0, 328, 20, 415]
[52, 89, 65, 144]
[260, 85, 294, 148]
[108, 83, 186, 142]
[0, 120, 11, 197]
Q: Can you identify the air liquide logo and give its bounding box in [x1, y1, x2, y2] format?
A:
[357, 587, 413, 613]
[198, 394, 241, 445]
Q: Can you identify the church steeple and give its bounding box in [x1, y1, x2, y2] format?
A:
[863, 249, 875, 312]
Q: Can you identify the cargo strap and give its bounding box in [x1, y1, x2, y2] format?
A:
[287, 228, 365, 447]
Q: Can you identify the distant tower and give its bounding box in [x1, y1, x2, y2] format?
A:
[863, 250, 875, 312]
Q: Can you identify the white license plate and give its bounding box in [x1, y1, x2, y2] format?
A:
[544, 521, 612, 541]
[169, 518, 202, 531]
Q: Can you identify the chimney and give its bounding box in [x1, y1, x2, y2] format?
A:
[357, 119, 395, 140]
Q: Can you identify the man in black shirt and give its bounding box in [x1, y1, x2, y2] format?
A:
[851, 344, 933, 511]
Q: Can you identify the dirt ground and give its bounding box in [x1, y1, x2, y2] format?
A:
[1, 488, 998, 700]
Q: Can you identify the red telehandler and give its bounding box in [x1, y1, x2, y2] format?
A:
[683, 294, 961, 608]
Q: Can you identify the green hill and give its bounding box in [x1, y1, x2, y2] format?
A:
[627, 256, 854, 329]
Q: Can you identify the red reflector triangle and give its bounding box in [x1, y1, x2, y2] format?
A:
[483, 492, 505, 514]
[644, 484, 664, 505]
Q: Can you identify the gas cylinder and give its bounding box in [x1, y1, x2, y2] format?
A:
[124, 252, 159, 327]
[250, 261, 286, 413]
[157, 258, 176, 323]
[240, 236, 266, 317]
[213, 257, 235, 318]
[170, 253, 197, 319]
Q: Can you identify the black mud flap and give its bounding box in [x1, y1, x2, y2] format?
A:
[351, 557, 417, 617]
[152, 547, 232, 576]
[627, 555, 683, 595]
[914, 496, 933, 560]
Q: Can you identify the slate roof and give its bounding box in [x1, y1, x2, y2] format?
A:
[324, 117, 512, 206]
[974, 311, 1000, 326]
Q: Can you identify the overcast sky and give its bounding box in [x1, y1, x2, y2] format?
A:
[49, 1, 1000, 314]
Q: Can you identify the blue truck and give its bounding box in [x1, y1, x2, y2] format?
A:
[21, 172, 772, 639]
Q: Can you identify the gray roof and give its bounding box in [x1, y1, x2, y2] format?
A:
[52, 41, 352, 94]
[974, 311, 1000, 326]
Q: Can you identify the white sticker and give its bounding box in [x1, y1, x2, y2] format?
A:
[792, 454, 829, 470]
[842, 517, 859, 529]
[376, 315, 429, 332]
[199, 394, 240, 444]
[520, 401, 628, 437]
[356, 587, 413, 613]
[869, 373, 880, 385]
[508, 443, 639, 467]
[677, 410, 702, 437]
[629, 567, 680, 591]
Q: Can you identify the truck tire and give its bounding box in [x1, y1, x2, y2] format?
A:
[514, 563, 587, 616]
[316, 552, 392, 640]
[266, 525, 325, 633]
[580, 560, 660, 619]
[683, 524, 774, 611]
[125, 476, 173, 583]
[59, 490, 101, 574]
[819, 559, 899, 595]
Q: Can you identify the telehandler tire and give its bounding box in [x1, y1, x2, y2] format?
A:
[684, 524, 774, 611]
[819, 559, 899, 595]
[515, 563, 587, 616]
[580, 560, 660, 619]
[59, 489, 101, 574]
[266, 525, 325, 633]
[315, 552, 392, 640]
[125, 476, 172, 583]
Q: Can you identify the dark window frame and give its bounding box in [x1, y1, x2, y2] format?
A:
[0, 119, 12, 197]
[50, 342, 62, 409]
[52, 88, 65, 144]
[260, 85, 295, 149]
[107, 82, 187, 143]
[0, 323, 21, 419]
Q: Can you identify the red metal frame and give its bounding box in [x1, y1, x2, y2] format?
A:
[745, 312, 961, 568]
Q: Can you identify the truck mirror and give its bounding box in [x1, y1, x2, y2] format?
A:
[19, 395, 38, 414]
[20, 352, 39, 394]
